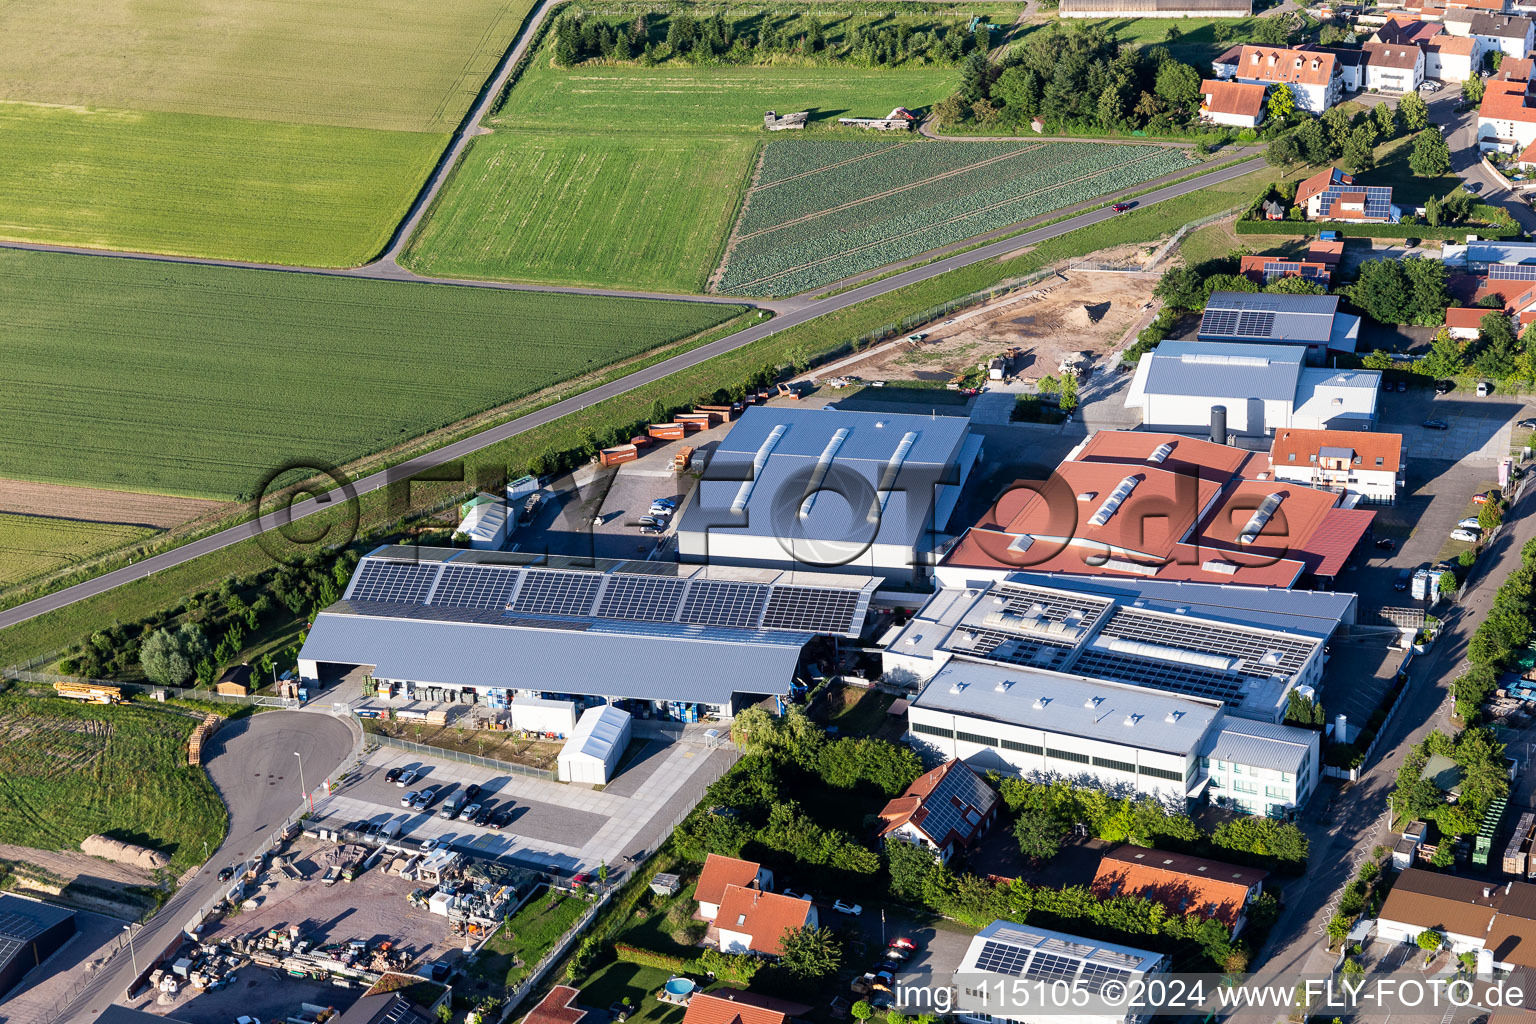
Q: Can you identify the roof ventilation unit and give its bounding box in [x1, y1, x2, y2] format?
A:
[1147, 442, 1174, 465]
[1239, 492, 1285, 545]
[1085, 695, 1105, 709]
[1124, 714, 1141, 727]
[730, 423, 787, 514]
[995, 680, 1012, 693]
[949, 681, 967, 695]
[799, 427, 851, 520]
[1033, 697, 1051, 710]
[1165, 711, 1184, 724]
[1088, 475, 1141, 527]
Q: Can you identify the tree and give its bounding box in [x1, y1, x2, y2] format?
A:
[1420, 328, 1468, 378]
[1294, 118, 1330, 164]
[1154, 60, 1201, 109]
[1350, 259, 1411, 324]
[1362, 349, 1395, 370]
[1417, 930, 1444, 954]
[851, 1002, 876, 1023]
[992, 66, 1042, 119]
[1266, 275, 1326, 295]
[1322, 105, 1354, 154]
[139, 623, 210, 687]
[1410, 129, 1452, 178]
[1015, 815, 1067, 863]
[960, 51, 990, 102]
[1475, 311, 1520, 377]
[887, 838, 939, 900]
[1059, 371, 1079, 414]
[1327, 913, 1351, 947]
[778, 925, 843, 980]
[1400, 90, 1430, 131]
[1342, 125, 1377, 173]
[1266, 133, 1302, 172]
[1464, 74, 1485, 104]
[1425, 193, 1442, 227]
[931, 94, 968, 129]
[1267, 83, 1296, 124]
[1373, 102, 1397, 139]
[1154, 265, 1205, 310]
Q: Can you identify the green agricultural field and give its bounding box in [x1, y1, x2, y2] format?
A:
[0, 515, 156, 589]
[719, 139, 1195, 294]
[0, 0, 536, 132]
[0, 694, 227, 872]
[403, 133, 758, 292]
[0, 249, 747, 500]
[0, 103, 445, 266]
[491, 61, 958, 134]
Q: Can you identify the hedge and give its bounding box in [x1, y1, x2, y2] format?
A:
[613, 944, 690, 972]
[1235, 220, 1520, 240]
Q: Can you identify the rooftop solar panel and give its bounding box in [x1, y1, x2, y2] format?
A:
[596, 575, 686, 622]
[430, 564, 522, 610]
[348, 560, 439, 604]
[761, 586, 861, 634]
[1492, 263, 1536, 281]
[511, 570, 603, 617]
[681, 579, 768, 628]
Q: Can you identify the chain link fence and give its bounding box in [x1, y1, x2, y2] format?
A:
[1, 668, 298, 708]
[371, 732, 556, 781]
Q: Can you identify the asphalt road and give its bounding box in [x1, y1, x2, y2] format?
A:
[0, 154, 1264, 633]
[66, 711, 355, 1024]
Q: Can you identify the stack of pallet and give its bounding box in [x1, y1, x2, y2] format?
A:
[187, 713, 221, 766]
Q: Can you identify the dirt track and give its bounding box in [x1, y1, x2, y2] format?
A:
[0, 478, 227, 529]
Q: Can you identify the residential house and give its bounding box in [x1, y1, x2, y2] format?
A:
[1318, 46, 1370, 90]
[1212, 44, 1245, 78]
[1375, 867, 1536, 962]
[681, 992, 791, 1024]
[1200, 79, 1267, 127]
[1268, 427, 1406, 504]
[1447, 305, 1500, 338]
[1308, 237, 1345, 267]
[1091, 846, 1269, 936]
[1425, 32, 1480, 77]
[715, 886, 815, 956]
[1295, 166, 1401, 223]
[1471, 12, 1536, 57]
[1478, 74, 1536, 152]
[878, 758, 1000, 863]
[1364, 41, 1428, 89]
[1230, 46, 1344, 112]
[1238, 253, 1333, 287]
[523, 988, 588, 1024]
[695, 854, 773, 922]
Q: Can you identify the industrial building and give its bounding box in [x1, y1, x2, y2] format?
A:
[1375, 868, 1536, 970]
[941, 430, 1377, 588]
[1125, 341, 1379, 435]
[0, 894, 75, 1000]
[1196, 291, 1361, 356]
[298, 547, 879, 720]
[885, 573, 1342, 815]
[953, 921, 1168, 1024]
[558, 705, 632, 784]
[675, 406, 983, 589]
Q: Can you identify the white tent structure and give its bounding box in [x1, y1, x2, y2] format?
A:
[558, 706, 632, 785]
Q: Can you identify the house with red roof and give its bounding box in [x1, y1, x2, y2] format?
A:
[1479, 71, 1536, 155]
[1200, 79, 1267, 128]
[1092, 846, 1269, 936]
[1229, 46, 1344, 112]
[715, 886, 816, 956]
[522, 987, 588, 1024]
[695, 854, 773, 922]
[681, 992, 793, 1024]
[1269, 428, 1405, 504]
[878, 759, 999, 863]
[1295, 166, 1400, 223]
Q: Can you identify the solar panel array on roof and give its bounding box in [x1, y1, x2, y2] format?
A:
[431, 564, 521, 609]
[681, 579, 769, 628]
[512, 571, 604, 617]
[974, 939, 1033, 976]
[1491, 263, 1536, 281]
[347, 560, 439, 604]
[596, 576, 687, 622]
[762, 586, 861, 633]
[1315, 185, 1394, 219]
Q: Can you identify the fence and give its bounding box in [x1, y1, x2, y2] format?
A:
[370, 732, 556, 781]
[0, 668, 299, 709]
[1143, 205, 1244, 271]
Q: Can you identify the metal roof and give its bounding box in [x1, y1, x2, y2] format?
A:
[1199, 714, 1315, 774]
[1140, 341, 1305, 401]
[681, 405, 972, 545]
[300, 612, 805, 705]
[911, 659, 1222, 756]
[1199, 292, 1343, 344]
[562, 705, 631, 765]
[958, 920, 1165, 982]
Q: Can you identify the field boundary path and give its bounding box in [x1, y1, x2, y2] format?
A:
[918, 121, 1204, 147]
[0, 154, 1265, 633]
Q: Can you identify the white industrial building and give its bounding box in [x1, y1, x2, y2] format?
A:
[505, 697, 578, 736]
[675, 406, 983, 590]
[886, 574, 1346, 817]
[558, 705, 632, 784]
[454, 494, 510, 550]
[297, 547, 878, 720]
[953, 921, 1168, 1024]
[1197, 292, 1361, 357]
[1126, 341, 1379, 436]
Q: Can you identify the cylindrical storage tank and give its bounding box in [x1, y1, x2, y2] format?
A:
[1210, 405, 1227, 445]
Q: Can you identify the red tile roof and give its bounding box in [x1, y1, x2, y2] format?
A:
[1271, 428, 1404, 473]
[1500, 56, 1536, 80]
[1297, 167, 1353, 205]
[1481, 77, 1536, 125]
[715, 886, 812, 955]
[1425, 34, 1477, 55]
[1303, 506, 1376, 577]
[1092, 846, 1267, 928]
[682, 992, 790, 1024]
[1447, 305, 1498, 329]
[696, 855, 762, 908]
[1201, 79, 1266, 118]
[1306, 238, 1345, 264]
[1364, 42, 1423, 69]
[1238, 254, 1332, 285]
[1235, 46, 1338, 87]
[524, 987, 587, 1024]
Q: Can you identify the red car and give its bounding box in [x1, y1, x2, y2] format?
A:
[1111, 202, 1133, 213]
[1473, 492, 1491, 505]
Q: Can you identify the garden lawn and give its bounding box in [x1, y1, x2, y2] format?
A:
[0, 515, 156, 588]
[475, 889, 590, 990]
[0, 248, 747, 499]
[1369, 131, 1459, 209]
[576, 962, 711, 1024]
[0, 694, 227, 872]
[0, 103, 446, 266]
[403, 133, 757, 292]
[1011, 15, 1267, 65]
[491, 61, 958, 134]
[0, 0, 536, 132]
[719, 139, 1196, 295]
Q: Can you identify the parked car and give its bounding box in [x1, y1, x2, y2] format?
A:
[1435, 380, 1456, 394]
[217, 866, 235, 883]
[636, 515, 665, 528]
[1478, 381, 1493, 396]
[1458, 516, 1484, 529]
[907, 333, 928, 342]
[473, 804, 494, 826]
[490, 809, 512, 830]
[1394, 568, 1413, 591]
[1451, 529, 1481, 543]
[395, 769, 418, 787]
[385, 767, 404, 783]
[1423, 419, 1449, 430]
[648, 504, 673, 518]
[640, 525, 664, 535]
[833, 900, 863, 915]
[412, 788, 435, 811]
[463, 783, 481, 801]
[1375, 538, 1395, 551]
[1111, 202, 1132, 213]
[460, 803, 482, 823]
[889, 938, 920, 952]
[440, 795, 467, 820]
[420, 836, 441, 852]
[400, 790, 419, 808]
[1519, 419, 1536, 429]
[1473, 492, 1492, 505]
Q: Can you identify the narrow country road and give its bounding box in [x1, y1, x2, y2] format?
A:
[0, 154, 1265, 633]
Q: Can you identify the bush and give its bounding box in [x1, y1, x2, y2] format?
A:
[612, 944, 689, 972]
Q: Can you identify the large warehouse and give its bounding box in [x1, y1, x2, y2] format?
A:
[1197, 292, 1361, 358]
[298, 547, 879, 720]
[885, 573, 1344, 816]
[676, 406, 983, 590]
[0, 894, 75, 1000]
[1125, 342, 1379, 436]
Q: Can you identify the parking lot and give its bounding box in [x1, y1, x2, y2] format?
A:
[311, 728, 735, 875]
[123, 969, 362, 1024]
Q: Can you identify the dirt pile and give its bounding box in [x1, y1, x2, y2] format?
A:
[82, 834, 169, 871]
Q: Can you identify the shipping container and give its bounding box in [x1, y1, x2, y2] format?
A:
[649, 423, 686, 440]
[600, 445, 639, 467]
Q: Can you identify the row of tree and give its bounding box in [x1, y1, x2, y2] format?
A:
[1265, 93, 1433, 175]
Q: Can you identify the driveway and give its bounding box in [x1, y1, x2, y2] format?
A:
[1433, 89, 1536, 233]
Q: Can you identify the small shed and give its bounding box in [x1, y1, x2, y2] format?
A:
[558, 706, 633, 785]
[215, 664, 252, 696]
[651, 872, 683, 896]
[456, 493, 509, 550]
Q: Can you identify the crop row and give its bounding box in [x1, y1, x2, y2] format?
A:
[754, 139, 903, 185]
[720, 147, 1191, 295]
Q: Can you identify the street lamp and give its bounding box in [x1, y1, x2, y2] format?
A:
[124, 924, 138, 980]
[294, 751, 310, 813]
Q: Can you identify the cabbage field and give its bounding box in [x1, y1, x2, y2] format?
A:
[718, 140, 1195, 297]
